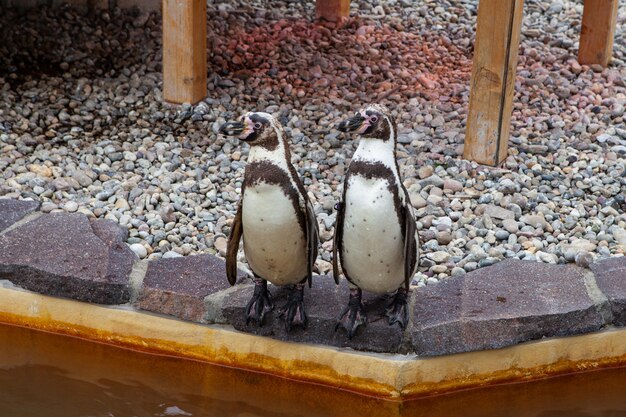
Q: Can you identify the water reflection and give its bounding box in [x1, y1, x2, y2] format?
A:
[1, 324, 625, 417]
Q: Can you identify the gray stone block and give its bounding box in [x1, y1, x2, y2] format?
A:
[222, 276, 406, 353]
[136, 254, 234, 323]
[591, 257, 626, 326]
[0, 199, 40, 232]
[0, 213, 135, 304]
[411, 259, 605, 356]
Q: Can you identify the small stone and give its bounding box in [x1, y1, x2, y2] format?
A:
[163, 251, 183, 259]
[430, 116, 445, 128]
[418, 165, 434, 179]
[215, 237, 228, 256]
[464, 262, 478, 272]
[417, 73, 436, 89]
[419, 175, 444, 188]
[28, 164, 52, 177]
[502, 219, 519, 233]
[431, 264, 448, 274]
[451, 267, 466, 276]
[575, 252, 593, 269]
[520, 214, 549, 230]
[129, 243, 148, 259]
[427, 251, 450, 263]
[484, 205, 515, 221]
[436, 231, 453, 245]
[64, 201, 79, 213]
[443, 179, 463, 192]
[114, 198, 130, 211]
[562, 239, 597, 262]
[613, 229, 626, 246]
[410, 193, 427, 209]
[41, 202, 57, 213]
[537, 251, 558, 264]
[495, 230, 510, 240]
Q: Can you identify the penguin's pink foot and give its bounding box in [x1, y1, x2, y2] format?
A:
[335, 288, 367, 339]
[279, 283, 307, 331]
[386, 287, 409, 330]
[246, 279, 273, 326]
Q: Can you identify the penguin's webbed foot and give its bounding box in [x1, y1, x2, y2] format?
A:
[279, 284, 307, 331]
[335, 288, 366, 339]
[386, 287, 409, 330]
[246, 279, 273, 326]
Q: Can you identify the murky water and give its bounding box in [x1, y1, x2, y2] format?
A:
[1, 324, 626, 417]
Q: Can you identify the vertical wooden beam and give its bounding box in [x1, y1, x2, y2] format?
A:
[316, 0, 350, 22]
[464, 0, 524, 166]
[162, 0, 207, 104]
[578, 0, 619, 67]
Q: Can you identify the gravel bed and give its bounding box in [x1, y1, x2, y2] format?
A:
[1, 0, 625, 285]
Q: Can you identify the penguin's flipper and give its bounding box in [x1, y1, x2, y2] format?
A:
[226, 202, 243, 286]
[331, 201, 344, 285]
[402, 204, 417, 292]
[305, 200, 319, 288]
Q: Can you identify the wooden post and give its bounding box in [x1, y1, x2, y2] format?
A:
[316, 0, 350, 22]
[464, 0, 524, 166]
[578, 0, 619, 67]
[162, 0, 207, 104]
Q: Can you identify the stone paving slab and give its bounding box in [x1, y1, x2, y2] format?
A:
[0, 212, 135, 304]
[0, 199, 40, 232]
[591, 257, 626, 326]
[221, 276, 406, 353]
[136, 254, 234, 323]
[411, 259, 605, 356]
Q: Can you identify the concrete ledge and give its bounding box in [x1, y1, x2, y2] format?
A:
[1, 286, 626, 400]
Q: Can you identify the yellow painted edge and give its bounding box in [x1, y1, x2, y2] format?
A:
[1, 286, 626, 400]
[398, 329, 626, 398]
[0, 287, 402, 398]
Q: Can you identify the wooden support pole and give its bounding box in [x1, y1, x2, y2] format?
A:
[316, 0, 350, 22]
[578, 0, 619, 67]
[162, 0, 207, 104]
[464, 0, 524, 166]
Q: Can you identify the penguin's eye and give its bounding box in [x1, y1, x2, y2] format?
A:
[254, 122, 262, 130]
[370, 115, 379, 123]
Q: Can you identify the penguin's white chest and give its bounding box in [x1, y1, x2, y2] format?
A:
[242, 182, 307, 285]
[341, 176, 405, 294]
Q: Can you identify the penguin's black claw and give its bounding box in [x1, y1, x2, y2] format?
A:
[386, 288, 409, 330]
[245, 279, 273, 326]
[279, 284, 307, 332]
[335, 288, 366, 339]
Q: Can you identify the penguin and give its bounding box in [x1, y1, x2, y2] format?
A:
[219, 112, 319, 331]
[333, 104, 420, 338]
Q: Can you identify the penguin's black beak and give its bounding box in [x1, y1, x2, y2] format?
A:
[219, 121, 245, 137]
[337, 115, 365, 133]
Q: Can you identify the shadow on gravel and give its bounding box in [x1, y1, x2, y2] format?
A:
[0, 5, 160, 89]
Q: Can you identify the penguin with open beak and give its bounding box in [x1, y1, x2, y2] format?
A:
[219, 112, 319, 331]
[333, 104, 420, 338]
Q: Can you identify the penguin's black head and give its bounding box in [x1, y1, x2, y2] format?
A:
[219, 112, 275, 144]
[337, 105, 393, 140]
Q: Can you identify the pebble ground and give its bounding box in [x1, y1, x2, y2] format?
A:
[1, 0, 625, 285]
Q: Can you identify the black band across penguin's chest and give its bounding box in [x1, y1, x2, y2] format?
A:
[344, 160, 404, 230]
[243, 160, 306, 234]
